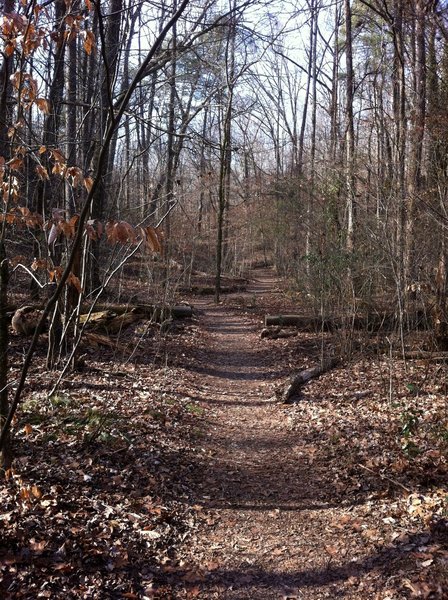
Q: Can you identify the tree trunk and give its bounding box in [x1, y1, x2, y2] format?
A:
[305, 0, 319, 270]
[164, 0, 178, 245]
[90, 0, 124, 291]
[344, 0, 355, 254]
[0, 0, 15, 470]
[215, 13, 236, 303]
[0, 243, 10, 470]
[282, 358, 340, 403]
[330, 1, 341, 163]
[405, 0, 426, 306]
[393, 0, 407, 310]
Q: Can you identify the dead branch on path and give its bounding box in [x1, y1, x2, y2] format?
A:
[282, 357, 340, 403]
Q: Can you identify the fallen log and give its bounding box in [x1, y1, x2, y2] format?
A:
[100, 313, 142, 334]
[273, 330, 298, 339]
[78, 310, 141, 334]
[179, 285, 245, 296]
[171, 305, 194, 319]
[265, 315, 333, 331]
[264, 312, 428, 330]
[396, 351, 448, 361]
[260, 327, 298, 340]
[282, 357, 340, 403]
[84, 332, 128, 352]
[81, 304, 193, 322]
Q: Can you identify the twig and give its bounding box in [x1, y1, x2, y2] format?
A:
[358, 463, 412, 493]
[12, 264, 49, 289]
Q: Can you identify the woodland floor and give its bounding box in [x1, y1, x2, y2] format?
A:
[1, 268, 448, 599]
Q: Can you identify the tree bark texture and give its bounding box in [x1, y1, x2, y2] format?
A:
[282, 358, 340, 403]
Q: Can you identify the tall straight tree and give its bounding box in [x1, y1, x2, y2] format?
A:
[391, 0, 407, 303]
[344, 0, 355, 254]
[405, 0, 427, 299]
[164, 0, 178, 244]
[305, 0, 319, 269]
[215, 11, 236, 302]
[90, 0, 123, 290]
[0, 0, 15, 470]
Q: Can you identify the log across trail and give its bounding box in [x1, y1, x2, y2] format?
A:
[162, 269, 400, 599]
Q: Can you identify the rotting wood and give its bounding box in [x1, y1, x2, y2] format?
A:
[11, 306, 46, 335]
[82, 303, 193, 320]
[282, 357, 340, 403]
[179, 285, 245, 296]
[265, 315, 332, 330]
[396, 350, 448, 361]
[79, 305, 193, 334]
[264, 313, 418, 332]
[260, 327, 298, 339]
[11, 304, 193, 336]
[84, 332, 128, 351]
[170, 305, 194, 319]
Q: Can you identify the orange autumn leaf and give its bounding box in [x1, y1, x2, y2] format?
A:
[84, 30, 95, 55]
[84, 176, 94, 192]
[67, 272, 82, 293]
[31, 258, 49, 271]
[31, 485, 42, 499]
[35, 98, 50, 114]
[142, 225, 162, 253]
[7, 156, 23, 171]
[5, 42, 15, 57]
[106, 220, 135, 245]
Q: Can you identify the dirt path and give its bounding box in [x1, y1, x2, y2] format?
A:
[165, 270, 370, 599]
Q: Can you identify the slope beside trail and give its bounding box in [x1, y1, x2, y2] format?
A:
[162, 269, 392, 599]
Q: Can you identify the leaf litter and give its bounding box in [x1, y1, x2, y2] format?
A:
[1, 269, 447, 598]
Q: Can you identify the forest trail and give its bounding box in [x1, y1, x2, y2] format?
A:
[168, 269, 368, 599]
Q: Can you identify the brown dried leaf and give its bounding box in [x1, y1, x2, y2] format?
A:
[84, 176, 94, 192]
[0, 213, 16, 224]
[106, 220, 135, 245]
[52, 162, 66, 176]
[142, 225, 162, 253]
[66, 166, 83, 187]
[31, 258, 49, 271]
[35, 98, 50, 114]
[5, 42, 14, 57]
[67, 272, 82, 293]
[84, 30, 95, 54]
[50, 148, 66, 163]
[7, 156, 23, 171]
[31, 485, 42, 499]
[35, 164, 49, 180]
